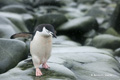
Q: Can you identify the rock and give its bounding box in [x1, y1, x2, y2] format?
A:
[0, 36, 120, 80]
[57, 16, 98, 43]
[60, 0, 77, 7]
[104, 27, 120, 37]
[53, 35, 81, 46]
[22, 0, 63, 8]
[0, 24, 15, 38]
[38, 6, 59, 13]
[114, 48, 120, 57]
[60, 7, 82, 14]
[96, 0, 112, 5]
[60, 7, 84, 19]
[0, 0, 21, 8]
[58, 16, 98, 32]
[99, 22, 109, 32]
[22, 14, 35, 32]
[85, 6, 107, 18]
[0, 61, 76, 80]
[78, 4, 92, 12]
[83, 29, 97, 38]
[0, 16, 21, 32]
[84, 38, 93, 46]
[65, 12, 84, 19]
[36, 13, 68, 29]
[0, 12, 29, 32]
[110, 2, 120, 33]
[0, 39, 27, 74]
[1, 5, 28, 14]
[91, 34, 120, 50]
[76, 0, 96, 4]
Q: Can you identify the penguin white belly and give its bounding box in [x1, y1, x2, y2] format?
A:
[30, 33, 52, 68]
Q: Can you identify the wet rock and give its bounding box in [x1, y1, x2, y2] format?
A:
[0, 0, 21, 8]
[0, 12, 29, 32]
[0, 16, 21, 32]
[22, 14, 35, 32]
[1, 5, 28, 14]
[114, 48, 120, 57]
[110, 2, 120, 33]
[38, 6, 59, 13]
[60, 0, 77, 7]
[95, 0, 112, 5]
[57, 16, 98, 43]
[0, 24, 15, 38]
[36, 13, 68, 29]
[0, 36, 120, 80]
[78, 4, 92, 12]
[91, 34, 120, 50]
[76, 0, 96, 4]
[104, 28, 120, 37]
[86, 6, 107, 18]
[0, 61, 76, 80]
[0, 39, 27, 74]
[84, 38, 93, 46]
[58, 16, 98, 32]
[83, 29, 97, 38]
[60, 7, 84, 19]
[99, 22, 109, 32]
[22, 0, 63, 8]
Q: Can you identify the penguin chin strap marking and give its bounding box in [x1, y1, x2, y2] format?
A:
[43, 27, 53, 36]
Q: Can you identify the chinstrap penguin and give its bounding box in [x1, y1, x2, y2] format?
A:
[11, 24, 56, 76]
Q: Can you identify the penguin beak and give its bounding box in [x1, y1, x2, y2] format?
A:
[52, 33, 57, 38]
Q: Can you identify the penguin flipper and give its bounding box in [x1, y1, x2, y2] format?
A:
[10, 32, 32, 39]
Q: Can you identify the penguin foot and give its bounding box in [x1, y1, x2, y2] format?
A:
[42, 63, 50, 69]
[36, 68, 42, 76]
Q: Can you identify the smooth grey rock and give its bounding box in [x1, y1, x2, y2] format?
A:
[57, 17, 98, 43]
[36, 13, 68, 29]
[60, 0, 77, 7]
[0, 60, 76, 80]
[51, 39, 120, 80]
[91, 34, 120, 50]
[83, 29, 97, 38]
[0, 24, 15, 38]
[60, 7, 84, 19]
[0, 0, 21, 8]
[53, 35, 81, 46]
[78, 4, 92, 12]
[110, 2, 120, 33]
[0, 12, 29, 32]
[58, 16, 98, 32]
[0, 39, 27, 74]
[86, 6, 107, 18]
[76, 0, 96, 4]
[0, 36, 120, 80]
[22, 0, 63, 8]
[1, 5, 28, 14]
[114, 48, 120, 56]
[104, 28, 120, 37]
[0, 16, 20, 33]
[84, 38, 93, 46]
[22, 14, 35, 32]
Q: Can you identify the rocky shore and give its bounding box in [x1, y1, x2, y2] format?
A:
[0, 0, 120, 80]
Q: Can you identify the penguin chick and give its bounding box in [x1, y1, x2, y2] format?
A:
[30, 24, 56, 76]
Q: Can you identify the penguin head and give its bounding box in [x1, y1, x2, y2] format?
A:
[42, 27, 55, 37]
[34, 24, 57, 38]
